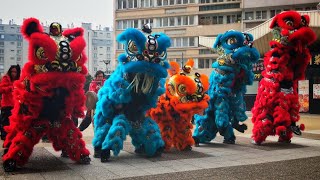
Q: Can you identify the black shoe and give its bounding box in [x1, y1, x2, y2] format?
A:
[101, 149, 110, 163]
[153, 146, 164, 157]
[234, 123, 248, 133]
[278, 138, 291, 143]
[2, 148, 8, 157]
[79, 155, 91, 164]
[193, 136, 200, 147]
[3, 159, 16, 172]
[291, 125, 302, 136]
[134, 146, 145, 154]
[223, 139, 235, 144]
[182, 145, 192, 151]
[93, 147, 102, 158]
[60, 150, 69, 158]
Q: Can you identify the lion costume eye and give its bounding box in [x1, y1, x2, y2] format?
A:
[285, 19, 293, 27]
[178, 84, 187, 94]
[159, 51, 166, 58]
[227, 37, 237, 45]
[35, 47, 47, 60]
[168, 83, 175, 95]
[128, 40, 138, 55]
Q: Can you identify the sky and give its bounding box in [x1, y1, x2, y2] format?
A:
[1, 0, 114, 30]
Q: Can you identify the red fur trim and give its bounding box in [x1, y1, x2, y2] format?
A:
[270, 11, 301, 29]
[62, 27, 84, 37]
[300, 124, 305, 131]
[28, 33, 58, 64]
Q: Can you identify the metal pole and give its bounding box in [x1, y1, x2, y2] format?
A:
[181, 52, 184, 67]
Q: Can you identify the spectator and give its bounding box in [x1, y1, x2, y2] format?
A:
[0, 65, 21, 140]
[78, 70, 105, 131]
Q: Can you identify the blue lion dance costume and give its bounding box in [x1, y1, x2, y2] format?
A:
[92, 25, 171, 162]
[193, 30, 259, 144]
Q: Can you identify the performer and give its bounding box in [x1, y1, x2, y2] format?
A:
[251, 11, 316, 145]
[193, 30, 259, 145]
[2, 18, 90, 172]
[92, 24, 171, 162]
[0, 65, 21, 140]
[78, 70, 105, 131]
[148, 59, 209, 151]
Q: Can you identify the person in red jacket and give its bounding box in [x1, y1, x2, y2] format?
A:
[78, 70, 105, 131]
[0, 65, 21, 140]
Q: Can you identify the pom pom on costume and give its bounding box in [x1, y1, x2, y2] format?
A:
[148, 59, 209, 151]
[92, 26, 171, 162]
[251, 11, 316, 145]
[2, 18, 90, 172]
[193, 30, 259, 144]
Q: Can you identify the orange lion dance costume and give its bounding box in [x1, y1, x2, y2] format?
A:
[251, 11, 316, 145]
[149, 59, 209, 151]
[2, 18, 91, 172]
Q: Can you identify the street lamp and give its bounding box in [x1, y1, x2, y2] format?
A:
[103, 60, 111, 75]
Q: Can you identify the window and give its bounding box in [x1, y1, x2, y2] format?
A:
[157, 0, 162, 6]
[256, 11, 267, 19]
[163, 0, 168, 5]
[0, 42, 4, 47]
[182, 16, 188, 25]
[182, 37, 188, 47]
[0, 35, 4, 39]
[177, 0, 182, 4]
[10, 42, 15, 45]
[189, 37, 195, 46]
[133, 20, 139, 28]
[17, 35, 22, 40]
[94, 53, 97, 58]
[0, 49, 4, 54]
[117, 21, 122, 30]
[189, 16, 194, 25]
[94, 46, 97, 50]
[270, 9, 281, 18]
[107, 47, 111, 51]
[0, 57, 4, 63]
[17, 42, 22, 47]
[17, 57, 21, 62]
[10, 57, 15, 60]
[17, 50, 21, 54]
[107, 40, 112, 44]
[183, 0, 188, 4]
[94, 32, 97, 37]
[117, 43, 124, 50]
[94, 67, 97, 71]
[198, 59, 204, 68]
[245, 11, 254, 20]
[177, 17, 182, 26]
[163, 17, 168, 27]
[0, 26, 4, 31]
[190, 0, 195, 2]
[227, 14, 241, 23]
[170, 0, 175, 5]
[107, 54, 111, 58]
[176, 38, 182, 47]
[169, 17, 175, 26]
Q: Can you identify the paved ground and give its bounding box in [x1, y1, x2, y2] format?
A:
[1, 112, 320, 179]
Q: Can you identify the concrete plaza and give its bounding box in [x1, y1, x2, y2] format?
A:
[1, 112, 320, 179]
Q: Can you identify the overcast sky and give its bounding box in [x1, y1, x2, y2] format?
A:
[1, 0, 114, 29]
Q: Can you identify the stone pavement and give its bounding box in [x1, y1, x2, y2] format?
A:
[1, 113, 320, 179]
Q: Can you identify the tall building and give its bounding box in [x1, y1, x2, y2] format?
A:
[0, 19, 25, 74]
[0, 19, 113, 76]
[82, 23, 114, 76]
[114, 0, 320, 110]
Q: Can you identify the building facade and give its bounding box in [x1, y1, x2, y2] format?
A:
[0, 20, 113, 76]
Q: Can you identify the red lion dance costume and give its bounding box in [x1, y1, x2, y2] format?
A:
[2, 18, 91, 172]
[149, 59, 209, 151]
[251, 11, 316, 145]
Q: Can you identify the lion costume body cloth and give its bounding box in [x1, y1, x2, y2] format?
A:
[2, 18, 90, 172]
[193, 30, 259, 144]
[251, 11, 316, 144]
[148, 59, 209, 151]
[92, 27, 171, 162]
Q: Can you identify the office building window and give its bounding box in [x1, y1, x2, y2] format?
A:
[107, 54, 111, 58]
[17, 50, 21, 54]
[107, 33, 111, 38]
[183, 0, 188, 4]
[10, 42, 15, 45]
[189, 16, 194, 25]
[163, 17, 169, 27]
[169, 0, 175, 5]
[0, 49, 4, 54]
[189, 37, 195, 46]
[0, 57, 4, 63]
[157, 0, 162, 6]
[0, 26, 4, 31]
[182, 16, 188, 25]
[245, 11, 254, 20]
[0, 35, 4, 39]
[107, 47, 111, 51]
[270, 9, 282, 18]
[256, 10, 267, 19]
[0, 42, 4, 47]
[169, 17, 175, 26]
[17, 42, 22, 47]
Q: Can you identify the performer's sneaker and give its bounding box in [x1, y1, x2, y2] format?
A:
[278, 138, 291, 143]
[223, 139, 235, 144]
[134, 146, 145, 154]
[93, 147, 102, 158]
[192, 136, 200, 147]
[101, 149, 110, 163]
[60, 150, 69, 158]
[79, 155, 91, 164]
[3, 159, 16, 172]
[290, 125, 302, 135]
[2, 148, 8, 157]
[153, 146, 164, 157]
[182, 145, 192, 151]
[251, 139, 261, 145]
